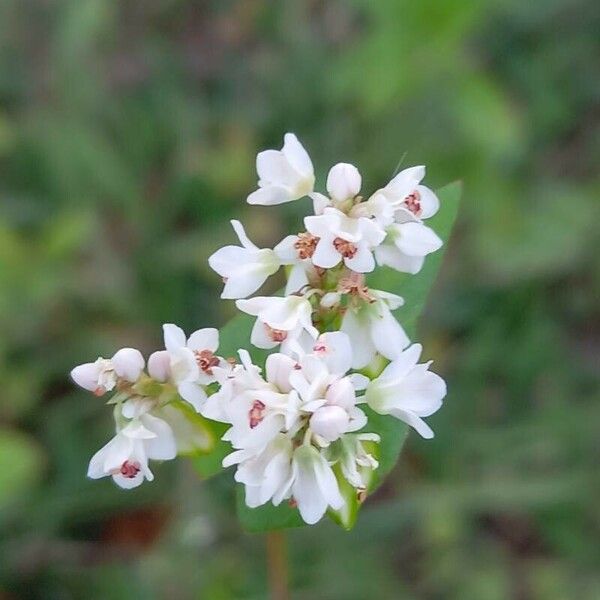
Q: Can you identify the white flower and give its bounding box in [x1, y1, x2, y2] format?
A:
[365, 166, 440, 227]
[326, 163, 362, 202]
[247, 133, 314, 205]
[208, 220, 281, 299]
[236, 295, 318, 351]
[374, 216, 443, 274]
[272, 233, 321, 295]
[223, 433, 294, 508]
[291, 445, 344, 524]
[160, 324, 223, 411]
[87, 413, 177, 489]
[341, 289, 410, 369]
[366, 344, 446, 439]
[289, 351, 367, 444]
[305, 208, 385, 273]
[71, 348, 144, 396]
[221, 351, 301, 450]
[333, 432, 380, 490]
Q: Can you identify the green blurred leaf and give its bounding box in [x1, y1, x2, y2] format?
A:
[0, 428, 43, 509]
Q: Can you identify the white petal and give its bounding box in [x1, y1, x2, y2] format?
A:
[111, 348, 145, 382]
[380, 344, 422, 381]
[273, 235, 299, 264]
[344, 245, 375, 273]
[312, 238, 342, 269]
[87, 434, 131, 479]
[312, 450, 344, 510]
[178, 381, 208, 412]
[395, 222, 442, 257]
[309, 192, 331, 215]
[230, 219, 258, 250]
[163, 324, 187, 353]
[375, 244, 425, 274]
[187, 328, 219, 352]
[266, 353, 296, 393]
[247, 185, 293, 206]
[222, 265, 272, 299]
[384, 166, 425, 197]
[282, 133, 313, 178]
[256, 149, 299, 186]
[250, 318, 279, 350]
[304, 214, 339, 238]
[140, 413, 177, 460]
[341, 310, 376, 369]
[370, 306, 410, 361]
[292, 447, 328, 524]
[325, 377, 356, 410]
[416, 185, 439, 219]
[390, 409, 435, 439]
[312, 331, 352, 375]
[394, 365, 446, 416]
[71, 362, 101, 392]
[235, 297, 269, 317]
[284, 263, 310, 296]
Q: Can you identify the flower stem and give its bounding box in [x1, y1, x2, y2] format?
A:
[266, 530, 290, 600]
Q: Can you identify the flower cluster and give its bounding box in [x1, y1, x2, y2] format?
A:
[72, 133, 447, 525]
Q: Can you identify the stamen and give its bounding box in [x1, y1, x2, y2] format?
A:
[194, 349, 220, 375]
[338, 271, 374, 302]
[294, 232, 319, 259]
[119, 460, 141, 479]
[265, 324, 287, 343]
[333, 237, 358, 259]
[404, 190, 422, 216]
[248, 400, 266, 428]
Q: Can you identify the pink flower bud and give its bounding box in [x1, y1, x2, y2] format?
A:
[148, 350, 171, 382]
[327, 163, 361, 202]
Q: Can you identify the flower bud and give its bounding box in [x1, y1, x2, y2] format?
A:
[309, 405, 349, 442]
[320, 292, 341, 309]
[325, 377, 356, 410]
[148, 350, 171, 382]
[327, 163, 361, 202]
[70, 362, 101, 392]
[111, 348, 145, 382]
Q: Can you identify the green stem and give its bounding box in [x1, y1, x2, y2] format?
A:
[266, 530, 290, 600]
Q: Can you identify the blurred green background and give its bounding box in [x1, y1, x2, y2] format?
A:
[1, 0, 599, 598]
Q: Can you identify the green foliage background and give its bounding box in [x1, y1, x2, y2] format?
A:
[0, 1, 598, 598]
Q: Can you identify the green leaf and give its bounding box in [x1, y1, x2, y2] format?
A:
[193, 181, 462, 531]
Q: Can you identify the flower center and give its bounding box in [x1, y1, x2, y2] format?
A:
[119, 460, 141, 478]
[338, 272, 374, 302]
[248, 400, 266, 428]
[194, 349, 219, 374]
[404, 190, 421, 216]
[333, 237, 358, 259]
[265, 324, 288, 343]
[294, 232, 319, 259]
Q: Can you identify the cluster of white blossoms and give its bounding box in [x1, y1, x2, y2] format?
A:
[72, 133, 447, 525]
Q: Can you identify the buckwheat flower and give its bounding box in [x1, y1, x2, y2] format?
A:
[327, 162, 362, 202]
[223, 433, 294, 508]
[291, 444, 345, 524]
[272, 233, 321, 295]
[341, 288, 410, 369]
[208, 220, 281, 299]
[366, 344, 446, 439]
[71, 348, 144, 396]
[87, 414, 176, 489]
[247, 133, 315, 205]
[289, 353, 367, 444]
[305, 208, 385, 273]
[236, 295, 318, 350]
[366, 166, 440, 227]
[161, 324, 223, 410]
[374, 213, 443, 274]
[222, 352, 301, 450]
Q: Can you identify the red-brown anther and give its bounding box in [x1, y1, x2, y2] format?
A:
[404, 190, 422, 216]
[194, 349, 219, 375]
[119, 460, 141, 479]
[265, 324, 288, 343]
[333, 237, 358, 259]
[93, 386, 106, 397]
[288, 497, 298, 508]
[357, 488, 367, 503]
[248, 400, 266, 428]
[294, 232, 319, 259]
[338, 271, 374, 302]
